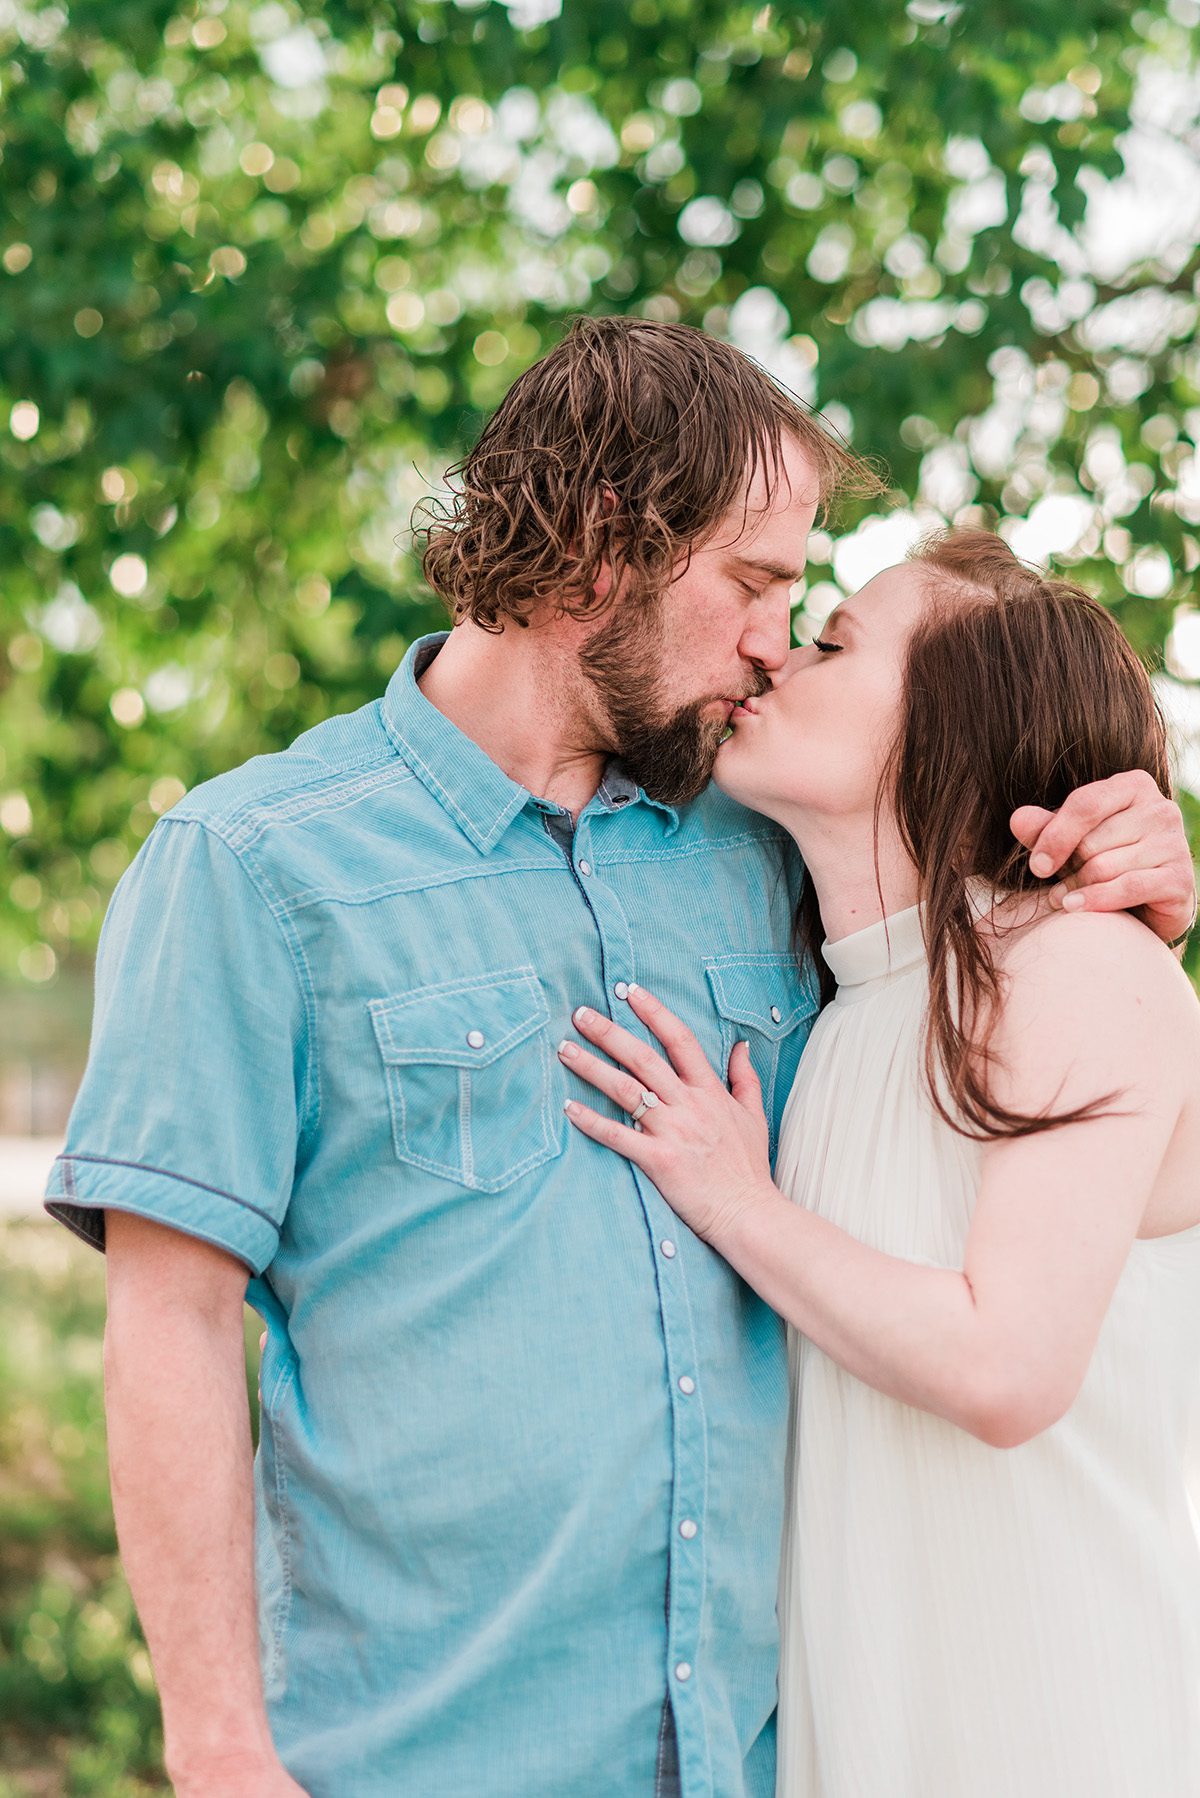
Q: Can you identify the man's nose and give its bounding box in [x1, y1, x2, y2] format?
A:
[739, 595, 793, 673]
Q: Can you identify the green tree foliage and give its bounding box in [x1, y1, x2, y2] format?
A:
[1, 0, 1197, 987]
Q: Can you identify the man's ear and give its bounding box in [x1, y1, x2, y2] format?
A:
[588, 483, 621, 604]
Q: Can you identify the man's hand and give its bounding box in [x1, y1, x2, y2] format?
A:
[1011, 771, 1197, 948]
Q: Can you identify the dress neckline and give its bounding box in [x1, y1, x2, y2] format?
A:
[821, 903, 927, 990]
[818, 879, 1030, 993]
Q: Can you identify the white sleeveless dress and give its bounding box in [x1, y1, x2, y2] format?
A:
[774, 902, 1200, 1798]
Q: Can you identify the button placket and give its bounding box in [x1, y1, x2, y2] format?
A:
[651, 1189, 709, 1785]
[581, 804, 711, 1788]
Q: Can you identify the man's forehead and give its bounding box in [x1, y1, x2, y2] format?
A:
[740, 434, 822, 514]
[691, 436, 820, 568]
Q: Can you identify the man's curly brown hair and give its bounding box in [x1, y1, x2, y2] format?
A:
[414, 314, 882, 631]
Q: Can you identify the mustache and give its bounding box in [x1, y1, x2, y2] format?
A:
[740, 667, 772, 703]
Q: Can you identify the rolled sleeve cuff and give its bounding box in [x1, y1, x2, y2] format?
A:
[44, 1152, 280, 1274]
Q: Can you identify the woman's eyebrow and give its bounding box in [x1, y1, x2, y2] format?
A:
[821, 607, 860, 637]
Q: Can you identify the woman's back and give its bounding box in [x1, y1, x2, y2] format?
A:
[775, 898, 1200, 1798]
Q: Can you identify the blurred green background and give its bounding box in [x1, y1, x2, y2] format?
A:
[1, 0, 1198, 1789]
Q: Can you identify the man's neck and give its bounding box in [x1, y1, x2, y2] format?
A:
[417, 621, 609, 817]
[776, 805, 920, 944]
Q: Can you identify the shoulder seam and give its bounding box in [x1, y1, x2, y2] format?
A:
[172, 745, 406, 845]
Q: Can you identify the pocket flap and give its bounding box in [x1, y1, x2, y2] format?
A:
[704, 953, 817, 1040]
[369, 966, 549, 1068]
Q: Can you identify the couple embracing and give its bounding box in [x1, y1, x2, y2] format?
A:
[48, 316, 1200, 1797]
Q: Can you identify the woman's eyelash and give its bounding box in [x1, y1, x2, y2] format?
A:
[813, 638, 843, 654]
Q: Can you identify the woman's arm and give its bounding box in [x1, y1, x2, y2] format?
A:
[563, 912, 1196, 1447]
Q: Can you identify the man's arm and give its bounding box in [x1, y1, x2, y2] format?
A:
[104, 1211, 308, 1798]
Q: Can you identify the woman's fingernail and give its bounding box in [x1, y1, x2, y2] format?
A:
[1030, 853, 1053, 877]
[563, 1099, 576, 1114]
[1049, 883, 1068, 906]
[557, 1039, 576, 1058]
[573, 1005, 593, 1025]
[626, 982, 640, 994]
[1062, 891, 1085, 911]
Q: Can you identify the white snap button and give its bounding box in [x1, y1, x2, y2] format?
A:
[770, 1005, 782, 1023]
[660, 1239, 677, 1259]
[614, 980, 630, 1000]
[578, 859, 592, 876]
[466, 1029, 485, 1049]
[675, 1661, 692, 1682]
[678, 1375, 695, 1395]
[679, 1518, 698, 1540]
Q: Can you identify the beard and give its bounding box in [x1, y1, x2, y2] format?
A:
[578, 594, 771, 806]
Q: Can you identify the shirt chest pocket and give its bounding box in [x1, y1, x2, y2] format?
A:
[704, 953, 817, 1158]
[368, 966, 564, 1192]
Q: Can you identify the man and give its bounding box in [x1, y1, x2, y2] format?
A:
[46, 316, 1197, 1798]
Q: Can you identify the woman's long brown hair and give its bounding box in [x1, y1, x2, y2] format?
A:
[795, 528, 1174, 1140]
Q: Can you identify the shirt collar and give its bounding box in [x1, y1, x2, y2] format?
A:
[381, 633, 679, 853]
[596, 759, 680, 832]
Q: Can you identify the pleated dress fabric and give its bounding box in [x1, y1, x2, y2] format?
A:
[774, 902, 1200, 1798]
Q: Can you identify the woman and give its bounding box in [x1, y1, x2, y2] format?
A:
[557, 529, 1200, 1796]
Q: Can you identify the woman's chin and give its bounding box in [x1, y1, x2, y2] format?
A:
[713, 734, 767, 809]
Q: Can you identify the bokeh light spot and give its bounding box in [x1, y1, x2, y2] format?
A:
[110, 689, 146, 728]
[473, 330, 509, 366]
[110, 554, 148, 597]
[10, 401, 40, 440]
[0, 793, 34, 836]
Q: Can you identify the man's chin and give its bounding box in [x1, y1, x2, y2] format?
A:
[637, 767, 715, 806]
[625, 718, 728, 806]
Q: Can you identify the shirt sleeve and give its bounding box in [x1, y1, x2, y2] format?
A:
[44, 815, 308, 1274]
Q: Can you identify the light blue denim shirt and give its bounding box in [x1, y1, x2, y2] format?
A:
[46, 633, 819, 1798]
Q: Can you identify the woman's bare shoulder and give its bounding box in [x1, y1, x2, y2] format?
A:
[992, 900, 1191, 987]
[988, 901, 1200, 1089]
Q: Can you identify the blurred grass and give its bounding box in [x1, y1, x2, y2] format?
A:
[0, 1220, 260, 1797]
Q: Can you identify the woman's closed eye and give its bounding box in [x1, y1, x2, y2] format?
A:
[813, 638, 844, 655]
